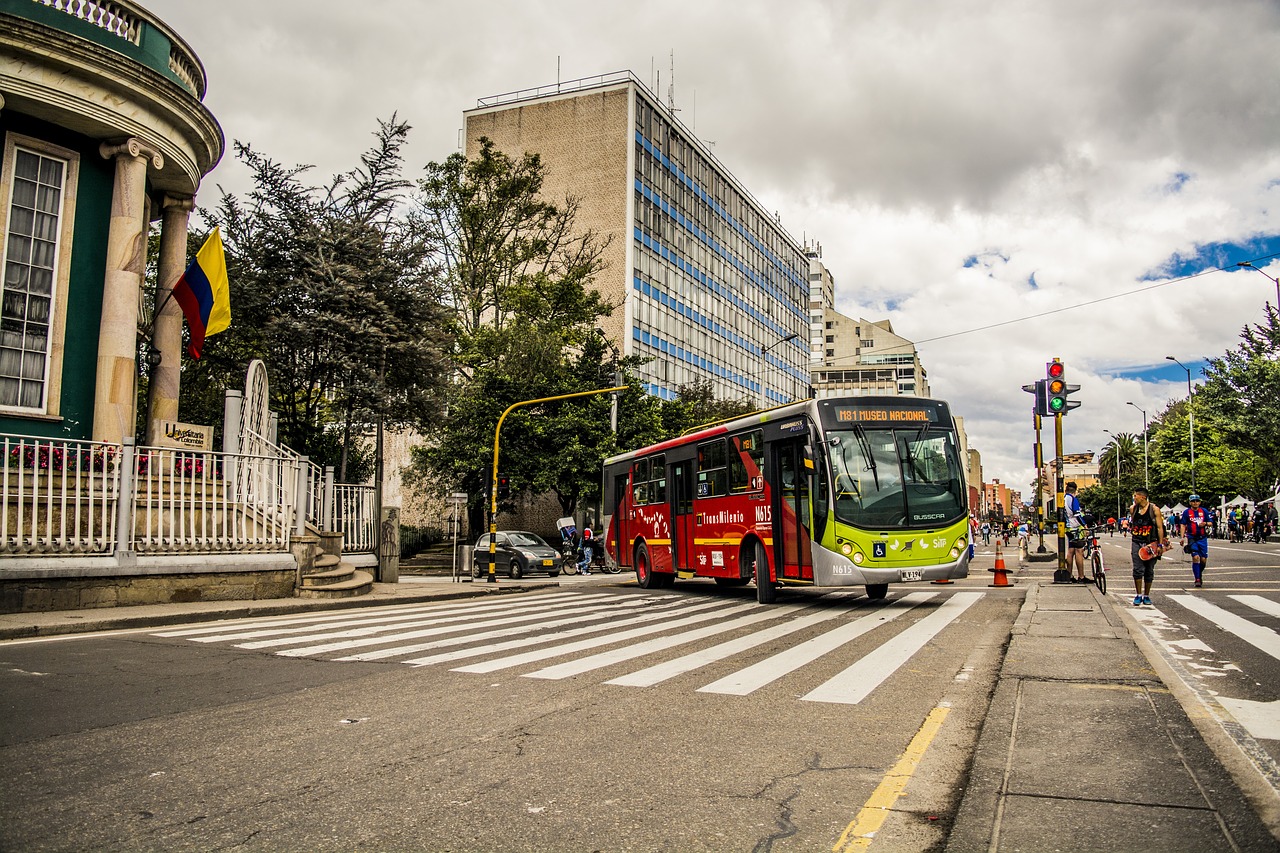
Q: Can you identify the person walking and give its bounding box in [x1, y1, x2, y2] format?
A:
[1178, 494, 1211, 588]
[577, 527, 594, 575]
[980, 521, 991, 545]
[1130, 487, 1170, 606]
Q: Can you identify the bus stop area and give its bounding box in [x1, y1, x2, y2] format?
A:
[1, 560, 1276, 851]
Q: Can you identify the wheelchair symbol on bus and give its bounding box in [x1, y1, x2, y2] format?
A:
[873, 542, 886, 558]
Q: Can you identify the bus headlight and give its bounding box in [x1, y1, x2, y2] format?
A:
[841, 542, 853, 556]
[852, 551, 864, 564]
[951, 536, 967, 559]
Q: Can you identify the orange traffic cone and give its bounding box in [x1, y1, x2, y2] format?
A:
[988, 541, 1011, 587]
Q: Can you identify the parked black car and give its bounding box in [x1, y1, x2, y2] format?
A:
[472, 531, 561, 579]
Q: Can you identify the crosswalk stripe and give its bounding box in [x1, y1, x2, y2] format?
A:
[605, 608, 850, 687]
[1168, 595, 1280, 662]
[1232, 595, 1280, 620]
[300, 597, 661, 660]
[450, 600, 759, 674]
[524, 603, 814, 680]
[802, 591, 984, 705]
[404, 598, 731, 667]
[696, 592, 938, 696]
[233, 595, 619, 650]
[160, 592, 596, 642]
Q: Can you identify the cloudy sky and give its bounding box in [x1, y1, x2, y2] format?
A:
[146, 0, 1280, 496]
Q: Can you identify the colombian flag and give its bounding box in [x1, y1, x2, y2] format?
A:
[172, 228, 231, 359]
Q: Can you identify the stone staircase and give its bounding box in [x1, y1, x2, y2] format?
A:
[399, 541, 467, 577]
[297, 531, 374, 599]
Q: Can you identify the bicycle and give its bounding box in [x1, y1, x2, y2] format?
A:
[1082, 525, 1106, 594]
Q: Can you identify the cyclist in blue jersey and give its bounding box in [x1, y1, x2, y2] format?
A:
[1178, 495, 1210, 588]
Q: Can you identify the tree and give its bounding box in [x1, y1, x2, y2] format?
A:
[407, 139, 618, 531]
[1199, 305, 1280, 490]
[198, 117, 451, 478]
[1097, 433, 1140, 485]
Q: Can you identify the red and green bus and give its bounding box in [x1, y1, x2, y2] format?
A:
[602, 396, 970, 602]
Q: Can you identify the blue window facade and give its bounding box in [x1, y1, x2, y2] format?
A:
[629, 93, 808, 406]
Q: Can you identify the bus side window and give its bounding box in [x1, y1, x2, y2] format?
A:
[697, 438, 727, 497]
[633, 458, 650, 504]
[730, 429, 764, 492]
[650, 454, 667, 503]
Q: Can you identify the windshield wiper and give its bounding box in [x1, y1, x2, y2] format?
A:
[853, 425, 880, 489]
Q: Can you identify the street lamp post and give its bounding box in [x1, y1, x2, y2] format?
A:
[1165, 355, 1196, 491]
[1236, 261, 1280, 308]
[1103, 429, 1122, 524]
[758, 332, 799, 409]
[1126, 401, 1148, 490]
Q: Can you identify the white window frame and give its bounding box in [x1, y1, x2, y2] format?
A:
[0, 133, 79, 419]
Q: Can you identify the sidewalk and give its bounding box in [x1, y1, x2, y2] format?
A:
[947, 572, 1280, 852]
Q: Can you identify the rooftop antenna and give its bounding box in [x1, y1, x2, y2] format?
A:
[667, 49, 679, 113]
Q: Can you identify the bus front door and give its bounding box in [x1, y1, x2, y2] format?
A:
[772, 439, 813, 581]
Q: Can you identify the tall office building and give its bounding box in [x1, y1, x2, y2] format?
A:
[806, 243, 836, 367]
[464, 72, 810, 405]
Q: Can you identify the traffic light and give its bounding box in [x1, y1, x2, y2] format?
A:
[1043, 360, 1081, 415]
[1029, 379, 1049, 416]
[497, 473, 511, 500]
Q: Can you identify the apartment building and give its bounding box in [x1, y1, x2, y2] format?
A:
[464, 72, 810, 405]
[811, 312, 931, 398]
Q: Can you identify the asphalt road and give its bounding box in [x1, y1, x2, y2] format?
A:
[0, 579, 1022, 852]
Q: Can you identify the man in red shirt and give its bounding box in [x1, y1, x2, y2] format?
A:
[1178, 495, 1210, 588]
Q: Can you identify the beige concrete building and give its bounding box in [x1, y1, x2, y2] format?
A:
[464, 71, 810, 406]
[806, 243, 836, 368]
[811, 312, 931, 398]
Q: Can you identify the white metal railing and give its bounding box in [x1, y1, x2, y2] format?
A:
[0, 434, 377, 559]
[334, 483, 376, 552]
[0, 434, 121, 554]
[131, 445, 299, 554]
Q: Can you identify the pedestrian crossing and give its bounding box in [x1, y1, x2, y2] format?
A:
[152, 589, 986, 706]
[1121, 591, 1280, 742]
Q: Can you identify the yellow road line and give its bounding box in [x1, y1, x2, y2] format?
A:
[832, 705, 950, 852]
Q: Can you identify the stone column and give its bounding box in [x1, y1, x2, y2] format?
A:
[93, 138, 163, 444]
[145, 194, 194, 444]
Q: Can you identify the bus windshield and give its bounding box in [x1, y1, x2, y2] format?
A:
[828, 426, 966, 529]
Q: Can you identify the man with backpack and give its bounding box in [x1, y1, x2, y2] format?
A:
[1178, 494, 1211, 588]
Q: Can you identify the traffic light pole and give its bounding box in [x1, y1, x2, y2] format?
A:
[1054, 411, 1066, 573]
[1034, 413, 1047, 553]
[488, 386, 628, 583]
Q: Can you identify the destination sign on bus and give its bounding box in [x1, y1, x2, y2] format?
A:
[831, 408, 935, 424]
[816, 398, 951, 429]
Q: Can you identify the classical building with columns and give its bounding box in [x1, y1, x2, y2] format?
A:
[0, 0, 222, 444]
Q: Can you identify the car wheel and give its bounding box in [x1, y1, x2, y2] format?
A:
[509, 558, 524, 580]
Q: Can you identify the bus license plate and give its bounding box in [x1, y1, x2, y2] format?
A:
[901, 570, 923, 582]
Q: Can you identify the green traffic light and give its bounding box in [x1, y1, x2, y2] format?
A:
[1049, 398, 1065, 412]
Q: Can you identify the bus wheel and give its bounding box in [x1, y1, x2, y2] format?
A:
[753, 542, 776, 604]
[635, 544, 660, 589]
[865, 583, 888, 600]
